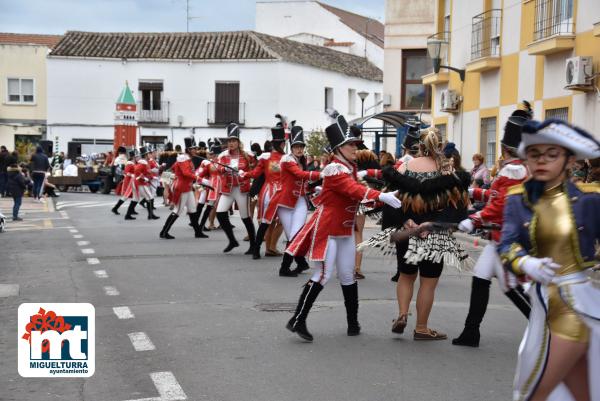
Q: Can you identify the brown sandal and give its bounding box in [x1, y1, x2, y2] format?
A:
[391, 315, 408, 334]
[413, 329, 447, 341]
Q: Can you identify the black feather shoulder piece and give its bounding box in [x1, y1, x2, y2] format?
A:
[382, 166, 471, 214]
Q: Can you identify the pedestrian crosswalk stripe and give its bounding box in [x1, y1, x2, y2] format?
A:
[128, 332, 155, 352]
[104, 286, 119, 296]
[93, 270, 108, 278]
[113, 306, 134, 319]
[123, 371, 187, 401]
[56, 201, 114, 210]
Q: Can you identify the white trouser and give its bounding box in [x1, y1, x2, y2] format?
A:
[134, 185, 153, 202]
[278, 197, 308, 241]
[472, 243, 518, 292]
[216, 186, 249, 218]
[174, 191, 197, 216]
[198, 190, 207, 205]
[310, 236, 356, 286]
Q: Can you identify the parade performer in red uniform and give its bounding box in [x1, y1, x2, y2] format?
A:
[240, 126, 286, 259]
[133, 146, 160, 220]
[193, 139, 223, 238]
[159, 137, 202, 239]
[111, 146, 130, 215]
[285, 115, 402, 342]
[260, 125, 320, 276]
[453, 106, 532, 347]
[122, 150, 140, 220]
[215, 123, 257, 254]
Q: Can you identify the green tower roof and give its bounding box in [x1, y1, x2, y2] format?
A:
[116, 81, 136, 105]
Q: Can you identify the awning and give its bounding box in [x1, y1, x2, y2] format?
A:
[348, 111, 422, 130]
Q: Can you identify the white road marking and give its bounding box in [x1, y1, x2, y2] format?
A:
[87, 257, 100, 265]
[113, 306, 134, 319]
[73, 234, 84, 239]
[69, 229, 78, 233]
[0, 284, 19, 297]
[77, 240, 90, 246]
[104, 286, 119, 296]
[93, 270, 108, 278]
[81, 248, 95, 254]
[128, 332, 156, 352]
[123, 371, 188, 401]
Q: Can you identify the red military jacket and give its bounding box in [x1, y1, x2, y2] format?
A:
[197, 159, 222, 202]
[217, 150, 255, 194]
[134, 159, 152, 187]
[287, 155, 381, 261]
[470, 158, 528, 242]
[116, 161, 136, 197]
[171, 154, 196, 204]
[245, 151, 284, 219]
[263, 153, 320, 223]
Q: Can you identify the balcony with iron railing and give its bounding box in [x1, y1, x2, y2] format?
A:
[207, 102, 246, 125]
[422, 31, 451, 86]
[466, 9, 502, 73]
[528, 0, 575, 55]
[137, 101, 170, 124]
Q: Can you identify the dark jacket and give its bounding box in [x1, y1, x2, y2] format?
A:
[30, 151, 50, 173]
[7, 166, 28, 197]
[499, 181, 600, 272]
[0, 150, 9, 173]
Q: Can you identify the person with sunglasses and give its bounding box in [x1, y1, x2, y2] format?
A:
[499, 119, 600, 401]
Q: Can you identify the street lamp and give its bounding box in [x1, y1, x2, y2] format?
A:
[427, 35, 465, 81]
[358, 91, 369, 117]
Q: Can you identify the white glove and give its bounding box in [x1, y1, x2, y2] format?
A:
[357, 170, 368, 179]
[518, 256, 561, 284]
[237, 169, 246, 178]
[468, 188, 474, 198]
[314, 186, 323, 195]
[378, 191, 401, 209]
[458, 218, 475, 233]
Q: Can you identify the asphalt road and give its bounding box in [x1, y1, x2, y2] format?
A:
[0, 192, 527, 401]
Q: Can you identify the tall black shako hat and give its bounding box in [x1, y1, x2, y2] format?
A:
[164, 142, 174, 152]
[139, 146, 150, 156]
[325, 115, 363, 151]
[349, 124, 368, 150]
[290, 126, 306, 146]
[502, 101, 533, 149]
[226, 123, 240, 139]
[117, 146, 127, 154]
[184, 136, 197, 151]
[271, 126, 286, 142]
[402, 122, 420, 152]
[209, 137, 222, 154]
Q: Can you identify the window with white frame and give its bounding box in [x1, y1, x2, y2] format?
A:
[7, 78, 34, 104]
[324, 87, 334, 112]
[480, 117, 497, 168]
[348, 89, 356, 115]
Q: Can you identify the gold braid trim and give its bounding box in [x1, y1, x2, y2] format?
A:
[501, 243, 527, 275]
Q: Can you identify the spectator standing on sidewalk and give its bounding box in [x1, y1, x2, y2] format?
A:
[29, 146, 50, 201]
[0, 146, 9, 197]
[7, 162, 31, 221]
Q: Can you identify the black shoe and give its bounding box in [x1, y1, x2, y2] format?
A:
[242, 217, 257, 256]
[147, 200, 160, 220]
[342, 282, 361, 336]
[279, 266, 298, 277]
[452, 327, 480, 347]
[223, 240, 239, 252]
[287, 281, 323, 342]
[288, 319, 313, 342]
[159, 213, 178, 239]
[391, 272, 399, 282]
[112, 199, 124, 215]
[216, 212, 239, 252]
[292, 255, 310, 274]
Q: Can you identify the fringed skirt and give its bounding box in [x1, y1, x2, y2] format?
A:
[357, 227, 473, 272]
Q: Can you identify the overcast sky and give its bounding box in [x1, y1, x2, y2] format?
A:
[0, 0, 384, 34]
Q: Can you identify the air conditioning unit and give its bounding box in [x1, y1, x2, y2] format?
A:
[440, 90, 460, 112]
[565, 56, 593, 87]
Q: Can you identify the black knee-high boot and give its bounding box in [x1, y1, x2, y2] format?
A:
[199, 204, 212, 230]
[241, 217, 256, 256]
[504, 285, 531, 318]
[189, 210, 207, 238]
[452, 277, 491, 347]
[124, 201, 138, 220]
[147, 199, 160, 220]
[279, 253, 298, 277]
[286, 281, 323, 342]
[341, 282, 361, 336]
[253, 222, 269, 260]
[217, 212, 239, 252]
[112, 199, 124, 215]
[159, 212, 178, 239]
[292, 255, 311, 274]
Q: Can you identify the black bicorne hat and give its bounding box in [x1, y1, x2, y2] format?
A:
[139, 146, 150, 156]
[198, 141, 207, 149]
[325, 115, 363, 150]
[289, 126, 305, 146]
[402, 123, 421, 152]
[226, 123, 240, 139]
[271, 127, 286, 142]
[164, 142, 173, 152]
[502, 102, 533, 149]
[128, 149, 136, 158]
[184, 136, 197, 151]
[117, 146, 127, 154]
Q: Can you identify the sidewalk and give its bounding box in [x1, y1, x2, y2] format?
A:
[0, 196, 56, 232]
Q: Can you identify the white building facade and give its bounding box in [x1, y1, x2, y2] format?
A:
[46, 31, 382, 154]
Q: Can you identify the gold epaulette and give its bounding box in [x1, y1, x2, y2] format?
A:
[506, 183, 525, 196]
[576, 182, 600, 193]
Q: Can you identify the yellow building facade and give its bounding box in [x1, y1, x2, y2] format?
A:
[423, 0, 600, 167]
[0, 34, 61, 152]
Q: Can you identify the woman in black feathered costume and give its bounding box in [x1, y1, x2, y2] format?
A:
[361, 127, 471, 340]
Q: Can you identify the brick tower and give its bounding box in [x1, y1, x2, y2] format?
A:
[113, 81, 137, 151]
